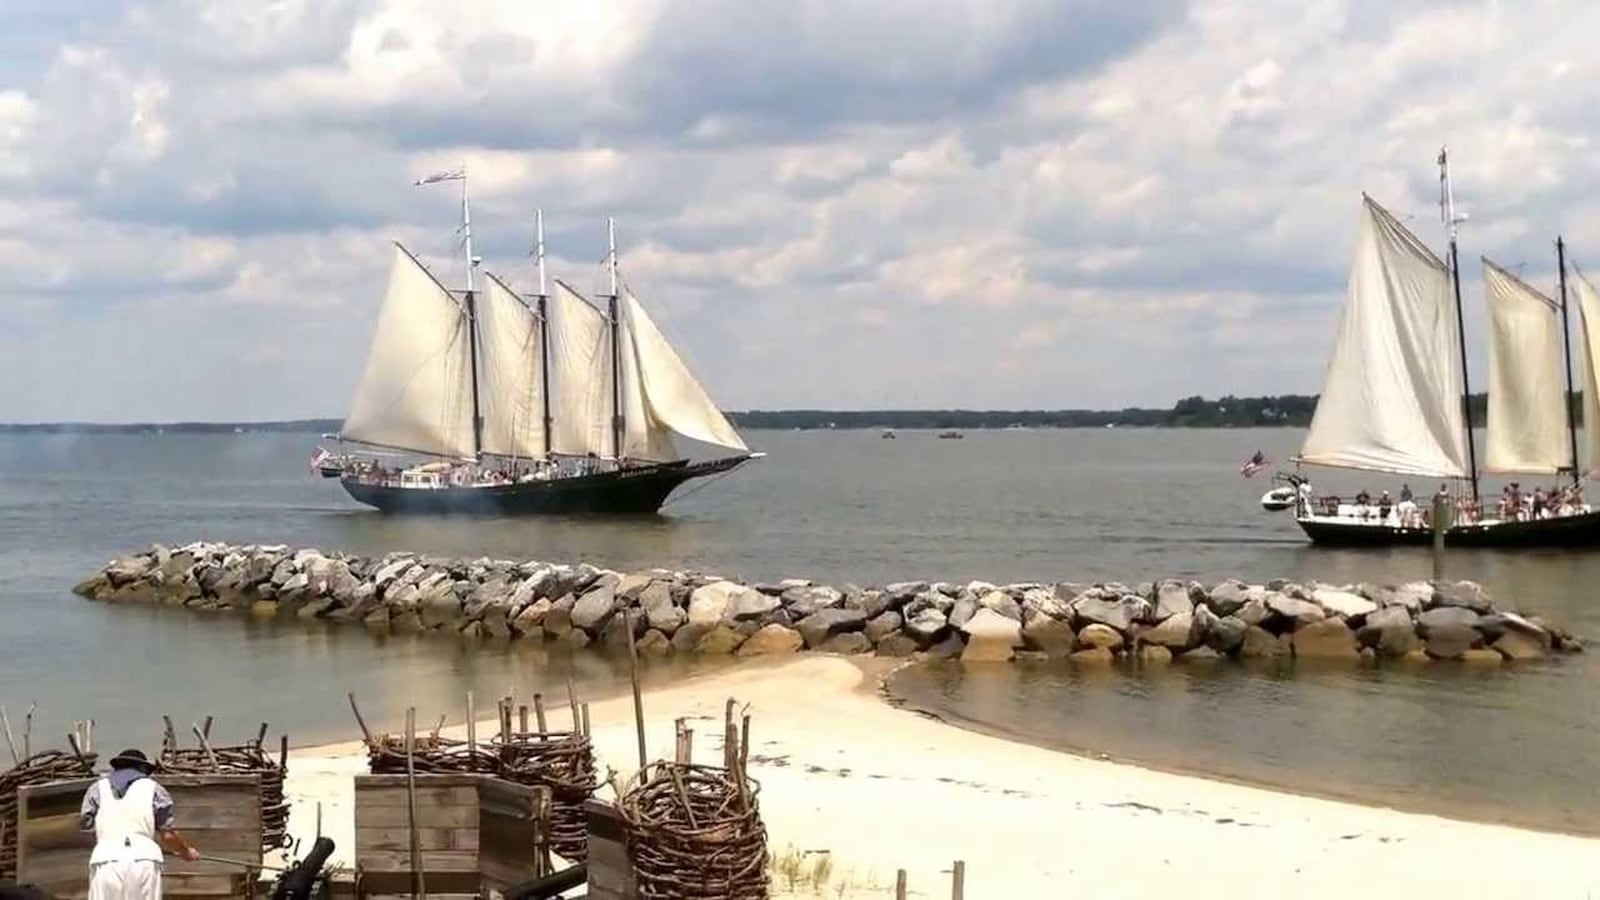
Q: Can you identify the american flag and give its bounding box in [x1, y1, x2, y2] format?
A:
[414, 168, 465, 185]
[1239, 450, 1268, 478]
[308, 447, 332, 472]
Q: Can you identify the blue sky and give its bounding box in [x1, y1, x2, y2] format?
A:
[2, 0, 1598, 421]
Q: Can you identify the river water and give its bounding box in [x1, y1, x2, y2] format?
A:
[2, 428, 1597, 831]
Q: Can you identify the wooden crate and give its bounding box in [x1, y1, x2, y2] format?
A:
[353, 773, 547, 898]
[15, 773, 263, 899]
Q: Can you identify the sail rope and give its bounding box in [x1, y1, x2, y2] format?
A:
[660, 463, 741, 508]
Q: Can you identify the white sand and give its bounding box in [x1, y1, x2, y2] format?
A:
[281, 656, 1600, 898]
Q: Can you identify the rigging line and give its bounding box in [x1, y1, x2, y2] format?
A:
[660, 464, 741, 508]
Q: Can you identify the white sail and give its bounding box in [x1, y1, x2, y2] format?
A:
[622, 286, 749, 455]
[340, 244, 476, 459]
[546, 280, 610, 457]
[477, 274, 545, 459]
[1574, 269, 1600, 474]
[1299, 196, 1469, 477]
[616, 304, 679, 462]
[1483, 259, 1569, 474]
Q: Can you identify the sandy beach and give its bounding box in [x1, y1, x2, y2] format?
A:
[280, 656, 1600, 898]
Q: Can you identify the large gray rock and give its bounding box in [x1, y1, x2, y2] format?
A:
[694, 624, 746, 655]
[976, 590, 1022, 622]
[1425, 623, 1481, 660]
[1478, 611, 1551, 649]
[960, 608, 1022, 662]
[737, 624, 804, 656]
[1493, 631, 1546, 660]
[1077, 623, 1124, 651]
[781, 585, 843, 618]
[1432, 580, 1494, 613]
[616, 572, 654, 601]
[883, 582, 928, 608]
[796, 608, 869, 649]
[864, 611, 904, 644]
[105, 555, 157, 587]
[1151, 580, 1194, 622]
[1141, 610, 1197, 649]
[874, 634, 920, 658]
[1265, 593, 1325, 627]
[1374, 625, 1420, 658]
[419, 578, 463, 629]
[542, 595, 578, 638]
[1021, 587, 1071, 623]
[948, 595, 978, 630]
[904, 605, 950, 645]
[1071, 592, 1149, 633]
[1021, 614, 1077, 657]
[687, 581, 747, 625]
[844, 589, 890, 620]
[1387, 582, 1433, 612]
[1206, 579, 1251, 616]
[1363, 605, 1413, 632]
[727, 588, 781, 622]
[1239, 625, 1290, 659]
[641, 582, 686, 635]
[1418, 606, 1482, 631]
[571, 585, 618, 632]
[820, 632, 874, 655]
[1312, 588, 1377, 619]
[1292, 618, 1360, 659]
[512, 598, 553, 635]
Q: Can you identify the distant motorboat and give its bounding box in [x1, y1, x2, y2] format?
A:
[1260, 486, 1296, 511]
[937, 430, 964, 440]
[881, 429, 896, 439]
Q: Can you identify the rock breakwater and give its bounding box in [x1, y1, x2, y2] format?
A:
[74, 543, 1583, 666]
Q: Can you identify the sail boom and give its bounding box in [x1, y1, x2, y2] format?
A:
[1291, 455, 1466, 480]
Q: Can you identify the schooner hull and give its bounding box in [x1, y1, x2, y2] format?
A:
[1296, 510, 1600, 548]
[338, 455, 754, 516]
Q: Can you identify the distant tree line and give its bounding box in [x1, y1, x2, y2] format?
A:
[0, 392, 1580, 433]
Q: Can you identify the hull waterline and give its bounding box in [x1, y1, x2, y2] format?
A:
[1296, 509, 1600, 548]
[338, 455, 755, 515]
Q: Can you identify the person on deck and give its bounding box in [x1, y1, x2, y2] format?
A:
[1378, 490, 1393, 524]
[80, 749, 200, 900]
[1400, 484, 1413, 503]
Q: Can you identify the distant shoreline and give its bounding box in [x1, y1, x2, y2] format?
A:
[0, 392, 1538, 434]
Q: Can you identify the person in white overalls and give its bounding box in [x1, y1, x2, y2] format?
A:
[78, 749, 200, 900]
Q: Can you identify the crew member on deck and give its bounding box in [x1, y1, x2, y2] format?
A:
[80, 749, 200, 900]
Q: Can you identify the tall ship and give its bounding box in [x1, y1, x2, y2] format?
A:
[1281, 148, 1600, 546]
[315, 170, 761, 514]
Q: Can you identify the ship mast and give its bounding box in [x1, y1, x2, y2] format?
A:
[535, 209, 553, 458]
[1439, 146, 1480, 504]
[1558, 236, 1581, 488]
[416, 166, 483, 460]
[606, 217, 624, 463]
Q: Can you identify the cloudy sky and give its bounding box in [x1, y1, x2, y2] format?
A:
[2, 0, 1598, 422]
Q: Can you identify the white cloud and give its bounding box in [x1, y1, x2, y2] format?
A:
[1, 0, 1600, 422]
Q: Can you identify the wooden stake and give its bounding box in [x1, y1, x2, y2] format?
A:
[255, 723, 269, 751]
[466, 691, 477, 772]
[580, 703, 591, 739]
[895, 869, 908, 900]
[346, 693, 374, 746]
[403, 708, 426, 899]
[740, 712, 751, 780]
[626, 610, 647, 771]
[85, 719, 94, 754]
[952, 860, 965, 900]
[201, 715, 214, 741]
[1432, 491, 1448, 581]
[22, 702, 34, 760]
[163, 716, 179, 756]
[723, 700, 736, 771]
[566, 676, 580, 732]
[193, 725, 221, 772]
[518, 705, 529, 735]
[0, 706, 20, 766]
[279, 735, 289, 773]
[315, 802, 322, 840]
[533, 694, 547, 735]
[674, 719, 688, 764]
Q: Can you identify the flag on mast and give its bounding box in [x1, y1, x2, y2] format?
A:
[415, 168, 465, 185]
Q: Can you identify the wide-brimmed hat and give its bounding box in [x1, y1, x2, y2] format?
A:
[108, 748, 154, 773]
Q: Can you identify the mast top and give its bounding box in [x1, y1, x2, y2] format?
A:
[414, 165, 478, 292]
[1437, 146, 1468, 243]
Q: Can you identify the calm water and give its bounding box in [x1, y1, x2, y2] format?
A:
[2, 429, 1598, 831]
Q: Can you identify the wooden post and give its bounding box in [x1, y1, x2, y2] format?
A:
[674, 719, 689, 764]
[1432, 491, 1448, 582]
[518, 704, 529, 735]
[533, 693, 547, 735]
[466, 691, 477, 772]
[347, 694, 375, 746]
[404, 707, 426, 900]
[0, 706, 19, 766]
[580, 704, 591, 739]
[192, 724, 222, 772]
[952, 860, 965, 900]
[627, 609, 647, 771]
[895, 869, 908, 900]
[22, 702, 33, 760]
[566, 677, 580, 733]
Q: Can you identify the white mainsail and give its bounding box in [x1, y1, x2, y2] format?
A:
[340, 244, 477, 459]
[1574, 268, 1600, 474]
[477, 273, 545, 459]
[1298, 195, 1469, 477]
[1483, 259, 1569, 474]
[546, 280, 610, 457]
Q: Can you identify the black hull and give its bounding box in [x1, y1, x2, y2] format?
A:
[1297, 510, 1600, 548]
[338, 456, 754, 515]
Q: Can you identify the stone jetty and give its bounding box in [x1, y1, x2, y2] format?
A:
[73, 543, 1582, 665]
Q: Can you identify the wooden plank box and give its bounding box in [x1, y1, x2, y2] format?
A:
[16, 773, 263, 899]
[352, 773, 546, 898]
